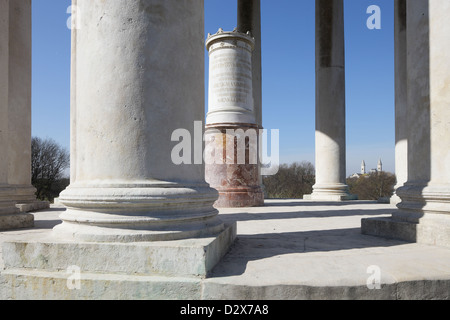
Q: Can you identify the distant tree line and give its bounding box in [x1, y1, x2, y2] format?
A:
[263, 161, 396, 200]
[346, 171, 396, 201]
[263, 161, 315, 199]
[31, 137, 70, 202]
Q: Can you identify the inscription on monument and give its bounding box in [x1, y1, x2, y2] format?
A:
[206, 30, 256, 124]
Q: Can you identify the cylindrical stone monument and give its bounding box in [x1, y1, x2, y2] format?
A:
[56, 0, 224, 242]
[204, 29, 264, 207]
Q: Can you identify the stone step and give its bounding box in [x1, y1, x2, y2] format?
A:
[1, 223, 236, 278]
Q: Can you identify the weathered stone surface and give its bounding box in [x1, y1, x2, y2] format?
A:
[0, 269, 202, 300]
[1, 202, 450, 300]
[3, 223, 236, 278]
[0, 212, 33, 231]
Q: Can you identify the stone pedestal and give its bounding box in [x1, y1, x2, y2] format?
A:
[204, 29, 264, 208]
[304, 0, 356, 202]
[3, 0, 235, 292]
[363, 0, 450, 247]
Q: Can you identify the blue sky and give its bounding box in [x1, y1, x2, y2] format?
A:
[31, 0, 395, 176]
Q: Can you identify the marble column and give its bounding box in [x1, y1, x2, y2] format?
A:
[390, 0, 408, 205]
[204, 29, 264, 207]
[0, 0, 34, 229]
[305, 0, 355, 201]
[363, 0, 450, 247]
[55, 0, 229, 242]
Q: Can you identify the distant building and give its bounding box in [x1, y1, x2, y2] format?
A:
[349, 159, 383, 179]
[377, 158, 383, 172]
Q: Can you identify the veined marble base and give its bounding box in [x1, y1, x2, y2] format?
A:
[214, 186, 264, 208]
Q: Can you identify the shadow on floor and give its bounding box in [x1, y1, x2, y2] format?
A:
[30, 207, 65, 230]
[209, 227, 407, 278]
[210, 201, 404, 278]
[218, 207, 393, 224]
[263, 199, 380, 207]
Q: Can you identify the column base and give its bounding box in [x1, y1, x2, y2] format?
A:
[303, 193, 358, 201]
[6, 185, 37, 203]
[57, 181, 225, 242]
[363, 183, 450, 247]
[0, 185, 49, 212]
[362, 214, 450, 248]
[304, 183, 357, 201]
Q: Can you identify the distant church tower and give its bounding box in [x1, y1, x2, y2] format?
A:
[377, 159, 383, 172]
[361, 160, 366, 175]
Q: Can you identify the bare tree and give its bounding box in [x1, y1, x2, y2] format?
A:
[31, 137, 70, 201]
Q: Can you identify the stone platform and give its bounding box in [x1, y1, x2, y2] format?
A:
[1, 200, 449, 300]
